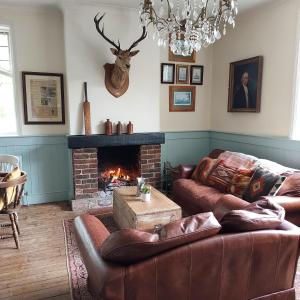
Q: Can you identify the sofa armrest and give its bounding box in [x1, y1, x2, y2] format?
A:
[177, 164, 196, 179]
[262, 196, 300, 213]
[74, 215, 125, 297]
[213, 194, 249, 221]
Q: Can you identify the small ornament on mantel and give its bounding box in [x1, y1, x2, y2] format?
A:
[117, 121, 122, 135]
[105, 119, 112, 135]
[127, 121, 133, 134]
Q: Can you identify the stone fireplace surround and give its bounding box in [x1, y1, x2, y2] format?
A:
[68, 133, 165, 211]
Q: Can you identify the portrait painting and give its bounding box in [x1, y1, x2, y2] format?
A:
[228, 56, 263, 112]
[169, 86, 195, 112]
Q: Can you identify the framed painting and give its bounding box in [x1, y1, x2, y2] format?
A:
[176, 65, 189, 84]
[22, 72, 65, 124]
[161, 63, 175, 84]
[190, 65, 204, 85]
[169, 86, 195, 112]
[228, 56, 263, 113]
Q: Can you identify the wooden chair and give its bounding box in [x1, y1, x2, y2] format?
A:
[0, 155, 27, 249]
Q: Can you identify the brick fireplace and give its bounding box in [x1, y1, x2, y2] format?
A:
[68, 133, 165, 211]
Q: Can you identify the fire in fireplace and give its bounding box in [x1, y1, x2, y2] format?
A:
[98, 145, 141, 191]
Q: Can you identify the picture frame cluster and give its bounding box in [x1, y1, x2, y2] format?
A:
[161, 50, 204, 112]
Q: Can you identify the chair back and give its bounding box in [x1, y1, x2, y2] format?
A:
[0, 155, 19, 173]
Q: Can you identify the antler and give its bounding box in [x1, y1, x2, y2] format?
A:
[127, 26, 147, 51]
[94, 13, 121, 51]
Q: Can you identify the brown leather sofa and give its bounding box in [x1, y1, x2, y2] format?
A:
[173, 149, 300, 226]
[74, 208, 300, 300]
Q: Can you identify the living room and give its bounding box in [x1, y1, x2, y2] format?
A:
[1, 0, 300, 299]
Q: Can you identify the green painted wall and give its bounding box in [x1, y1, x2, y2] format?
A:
[1, 131, 299, 204]
[0, 136, 72, 205]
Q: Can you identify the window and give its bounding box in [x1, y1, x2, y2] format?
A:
[0, 26, 17, 135]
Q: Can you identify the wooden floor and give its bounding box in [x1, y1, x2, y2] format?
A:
[0, 202, 78, 300]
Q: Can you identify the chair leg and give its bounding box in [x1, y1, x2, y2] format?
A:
[9, 214, 20, 249]
[13, 213, 20, 235]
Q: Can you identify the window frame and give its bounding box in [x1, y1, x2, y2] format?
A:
[0, 23, 19, 137]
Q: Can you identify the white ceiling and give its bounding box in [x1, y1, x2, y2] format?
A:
[0, 0, 276, 11]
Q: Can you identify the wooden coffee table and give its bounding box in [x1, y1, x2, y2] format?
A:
[113, 186, 182, 231]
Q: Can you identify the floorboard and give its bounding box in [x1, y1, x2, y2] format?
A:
[0, 202, 78, 300]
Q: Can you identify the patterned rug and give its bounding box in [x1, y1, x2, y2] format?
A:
[63, 216, 300, 300]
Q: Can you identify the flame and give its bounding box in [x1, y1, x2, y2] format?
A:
[101, 168, 132, 182]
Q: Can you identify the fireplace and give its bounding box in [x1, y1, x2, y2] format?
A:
[68, 133, 165, 211]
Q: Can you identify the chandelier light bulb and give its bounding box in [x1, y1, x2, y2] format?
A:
[139, 0, 239, 56]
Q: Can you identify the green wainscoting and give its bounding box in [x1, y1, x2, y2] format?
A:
[210, 131, 300, 169]
[162, 131, 210, 166]
[0, 136, 72, 205]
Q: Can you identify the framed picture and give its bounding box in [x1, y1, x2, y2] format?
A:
[190, 65, 204, 85]
[161, 63, 175, 84]
[22, 72, 65, 124]
[228, 56, 263, 113]
[169, 48, 196, 63]
[169, 86, 196, 112]
[176, 65, 189, 84]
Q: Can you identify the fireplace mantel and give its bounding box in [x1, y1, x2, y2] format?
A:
[68, 132, 165, 149]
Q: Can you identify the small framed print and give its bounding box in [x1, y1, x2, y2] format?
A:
[169, 86, 196, 112]
[161, 63, 175, 84]
[22, 72, 65, 124]
[176, 65, 189, 84]
[190, 65, 204, 85]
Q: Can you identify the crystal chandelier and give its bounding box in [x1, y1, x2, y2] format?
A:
[139, 0, 238, 56]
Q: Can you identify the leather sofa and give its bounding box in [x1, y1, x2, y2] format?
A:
[74, 205, 300, 300]
[173, 149, 300, 226]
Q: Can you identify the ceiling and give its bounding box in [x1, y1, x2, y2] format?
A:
[0, 0, 276, 11]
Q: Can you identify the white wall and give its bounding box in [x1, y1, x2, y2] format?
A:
[211, 0, 300, 137]
[160, 46, 213, 132]
[0, 4, 68, 135]
[63, 3, 160, 135]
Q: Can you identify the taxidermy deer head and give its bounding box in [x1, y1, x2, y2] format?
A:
[94, 13, 147, 98]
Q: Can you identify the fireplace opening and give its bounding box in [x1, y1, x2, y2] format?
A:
[98, 145, 141, 191]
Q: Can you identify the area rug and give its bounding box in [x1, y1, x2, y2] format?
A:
[64, 216, 300, 300]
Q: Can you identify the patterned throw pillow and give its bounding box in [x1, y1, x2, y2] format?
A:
[191, 157, 216, 184]
[268, 176, 286, 196]
[207, 160, 236, 193]
[243, 167, 280, 203]
[229, 168, 255, 197]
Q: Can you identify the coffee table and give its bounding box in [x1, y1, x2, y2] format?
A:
[113, 186, 182, 231]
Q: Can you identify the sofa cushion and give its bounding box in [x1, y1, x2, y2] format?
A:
[243, 167, 280, 203]
[191, 157, 216, 184]
[258, 159, 296, 175]
[221, 199, 285, 232]
[268, 175, 287, 196]
[172, 179, 225, 214]
[100, 212, 221, 264]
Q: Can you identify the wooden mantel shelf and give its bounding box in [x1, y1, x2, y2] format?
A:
[67, 132, 165, 149]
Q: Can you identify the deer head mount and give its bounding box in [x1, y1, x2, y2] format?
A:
[94, 13, 147, 98]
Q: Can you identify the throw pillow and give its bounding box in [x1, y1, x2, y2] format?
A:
[207, 160, 236, 193]
[191, 157, 216, 184]
[229, 168, 255, 197]
[221, 199, 285, 232]
[243, 167, 280, 203]
[268, 175, 286, 196]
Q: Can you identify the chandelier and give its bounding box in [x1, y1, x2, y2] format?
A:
[139, 0, 238, 56]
